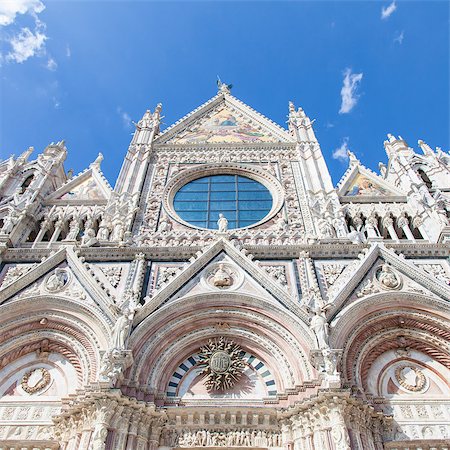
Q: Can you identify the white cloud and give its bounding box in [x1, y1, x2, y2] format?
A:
[394, 30, 404, 44]
[52, 96, 60, 109]
[0, 0, 45, 26]
[117, 107, 133, 129]
[65, 44, 71, 58]
[6, 27, 47, 63]
[339, 68, 363, 114]
[332, 137, 350, 162]
[46, 56, 57, 70]
[381, 1, 397, 20]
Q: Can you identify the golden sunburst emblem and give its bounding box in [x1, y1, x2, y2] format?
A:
[198, 337, 245, 391]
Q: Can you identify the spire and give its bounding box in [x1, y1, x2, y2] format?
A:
[17, 146, 34, 165]
[383, 133, 411, 158]
[287, 101, 315, 141]
[347, 150, 360, 166]
[90, 152, 104, 170]
[136, 103, 162, 131]
[217, 77, 232, 94]
[418, 139, 434, 156]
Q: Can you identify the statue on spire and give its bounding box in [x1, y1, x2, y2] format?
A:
[135, 103, 162, 131]
[217, 76, 233, 94]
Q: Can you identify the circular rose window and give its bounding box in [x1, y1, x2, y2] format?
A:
[173, 174, 273, 230]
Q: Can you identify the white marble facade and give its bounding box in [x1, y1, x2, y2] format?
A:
[0, 84, 449, 450]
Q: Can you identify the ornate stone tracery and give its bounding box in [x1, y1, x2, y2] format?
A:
[0, 86, 448, 450]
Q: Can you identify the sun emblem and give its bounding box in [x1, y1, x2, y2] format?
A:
[198, 337, 245, 391]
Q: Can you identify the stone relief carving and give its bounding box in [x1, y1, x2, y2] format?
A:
[0, 263, 37, 288]
[155, 266, 180, 290]
[198, 337, 245, 391]
[376, 264, 402, 290]
[99, 266, 122, 288]
[45, 268, 70, 293]
[203, 262, 243, 291]
[212, 264, 233, 287]
[263, 265, 287, 286]
[321, 263, 345, 287]
[417, 263, 450, 285]
[171, 429, 282, 447]
[395, 366, 427, 392]
[356, 263, 402, 298]
[21, 368, 51, 394]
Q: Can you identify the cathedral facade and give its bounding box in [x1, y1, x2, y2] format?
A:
[0, 83, 449, 450]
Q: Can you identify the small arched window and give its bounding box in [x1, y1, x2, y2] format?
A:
[20, 174, 34, 194]
[417, 169, 432, 189]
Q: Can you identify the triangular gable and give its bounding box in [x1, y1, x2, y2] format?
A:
[46, 168, 112, 203]
[337, 164, 404, 199]
[328, 244, 450, 319]
[0, 247, 116, 321]
[135, 238, 307, 324]
[155, 92, 294, 145]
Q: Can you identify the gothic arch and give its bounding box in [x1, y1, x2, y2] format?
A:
[0, 295, 111, 384]
[330, 293, 450, 394]
[129, 292, 316, 397]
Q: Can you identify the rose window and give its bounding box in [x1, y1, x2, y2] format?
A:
[173, 175, 273, 230]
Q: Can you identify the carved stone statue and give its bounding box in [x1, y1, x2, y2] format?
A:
[158, 215, 172, 232]
[111, 221, 125, 241]
[81, 227, 98, 247]
[366, 214, 380, 238]
[310, 306, 330, 350]
[318, 218, 335, 238]
[111, 308, 134, 350]
[217, 213, 228, 232]
[1, 209, 20, 234]
[97, 219, 110, 240]
[65, 219, 80, 241]
[213, 264, 232, 287]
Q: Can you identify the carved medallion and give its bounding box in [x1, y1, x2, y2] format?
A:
[395, 365, 426, 392]
[212, 264, 233, 287]
[376, 264, 402, 290]
[210, 351, 231, 374]
[198, 337, 245, 391]
[44, 268, 69, 293]
[21, 368, 51, 394]
[203, 262, 243, 291]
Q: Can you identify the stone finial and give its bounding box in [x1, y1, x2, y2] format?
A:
[90, 152, 103, 169]
[418, 139, 434, 156]
[217, 77, 232, 94]
[347, 150, 359, 166]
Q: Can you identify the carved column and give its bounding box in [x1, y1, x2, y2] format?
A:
[32, 217, 51, 247]
[125, 412, 140, 450]
[49, 219, 64, 244]
[396, 214, 415, 241]
[328, 403, 351, 450]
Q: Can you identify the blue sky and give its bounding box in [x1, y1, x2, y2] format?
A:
[1, 1, 448, 185]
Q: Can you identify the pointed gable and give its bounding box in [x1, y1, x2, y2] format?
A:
[327, 244, 450, 319]
[46, 168, 112, 203]
[337, 164, 404, 200]
[135, 238, 307, 324]
[155, 93, 294, 145]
